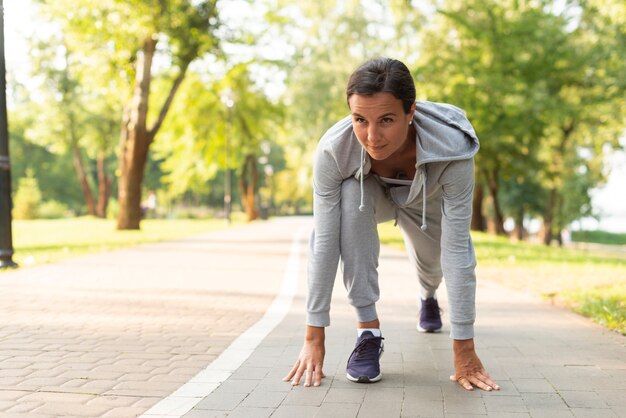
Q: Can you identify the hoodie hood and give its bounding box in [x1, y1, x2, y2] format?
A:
[352, 101, 480, 229]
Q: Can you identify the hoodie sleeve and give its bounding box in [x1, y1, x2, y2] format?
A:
[306, 142, 344, 327]
[438, 157, 477, 340]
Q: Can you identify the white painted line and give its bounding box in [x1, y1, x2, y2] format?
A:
[140, 226, 306, 417]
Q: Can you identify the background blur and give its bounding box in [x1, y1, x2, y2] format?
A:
[4, 0, 626, 242]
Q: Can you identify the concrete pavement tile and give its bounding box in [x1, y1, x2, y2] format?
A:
[403, 385, 443, 401]
[378, 373, 405, 388]
[401, 399, 443, 417]
[559, 391, 609, 409]
[443, 397, 486, 415]
[31, 402, 112, 417]
[102, 406, 154, 417]
[85, 395, 143, 407]
[595, 389, 626, 406]
[5, 401, 44, 413]
[512, 378, 557, 393]
[404, 373, 441, 387]
[195, 391, 248, 410]
[520, 392, 569, 409]
[183, 410, 229, 418]
[283, 385, 329, 406]
[323, 387, 367, 403]
[103, 388, 172, 397]
[271, 404, 320, 417]
[570, 408, 617, 418]
[230, 367, 271, 380]
[363, 387, 403, 403]
[212, 379, 259, 393]
[526, 408, 575, 418]
[357, 400, 402, 417]
[239, 390, 287, 408]
[0, 390, 31, 401]
[0, 368, 32, 378]
[16, 391, 95, 404]
[483, 395, 527, 413]
[315, 402, 360, 417]
[225, 406, 273, 418]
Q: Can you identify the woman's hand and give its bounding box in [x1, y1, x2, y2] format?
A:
[450, 338, 500, 391]
[283, 326, 326, 387]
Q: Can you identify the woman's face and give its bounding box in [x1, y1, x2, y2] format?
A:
[348, 92, 416, 161]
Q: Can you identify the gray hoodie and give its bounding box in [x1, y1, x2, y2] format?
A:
[307, 101, 480, 340]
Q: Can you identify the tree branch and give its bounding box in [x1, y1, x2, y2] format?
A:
[147, 61, 190, 143]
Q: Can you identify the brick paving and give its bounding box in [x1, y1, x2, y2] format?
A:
[1, 216, 625, 417]
[0, 218, 304, 417]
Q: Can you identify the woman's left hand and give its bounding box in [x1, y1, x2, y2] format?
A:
[450, 338, 500, 391]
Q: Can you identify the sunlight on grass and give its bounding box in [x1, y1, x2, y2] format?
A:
[9, 215, 245, 267]
[564, 284, 626, 335]
[378, 220, 626, 334]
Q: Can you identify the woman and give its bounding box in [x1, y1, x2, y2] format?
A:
[283, 58, 499, 392]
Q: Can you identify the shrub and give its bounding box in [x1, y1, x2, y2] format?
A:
[38, 200, 73, 219]
[12, 169, 42, 220]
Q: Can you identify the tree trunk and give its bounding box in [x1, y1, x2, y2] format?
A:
[238, 154, 259, 221]
[96, 150, 111, 218]
[117, 37, 157, 230]
[71, 143, 96, 216]
[485, 168, 506, 235]
[542, 188, 557, 245]
[515, 206, 525, 241]
[471, 180, 485, 231]
[116, 36, 191, 230]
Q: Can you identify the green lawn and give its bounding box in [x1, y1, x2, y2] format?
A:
[7, 216, 240, 267]
[378, 221, 626, 335]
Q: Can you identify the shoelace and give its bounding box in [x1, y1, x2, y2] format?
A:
[423, 300, 443, 317]
[351, 337, 384, 361]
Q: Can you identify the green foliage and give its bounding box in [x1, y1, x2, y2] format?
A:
[153, 63, 283, 199]
[572, 230, 626, 246]
[13, 170, 43, 220]
[37, 201, 73, 219]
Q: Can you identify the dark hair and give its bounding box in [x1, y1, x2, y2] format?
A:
[346, 57, 416, 114]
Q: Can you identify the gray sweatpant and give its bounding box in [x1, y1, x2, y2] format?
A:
[336, 176, 443, 323]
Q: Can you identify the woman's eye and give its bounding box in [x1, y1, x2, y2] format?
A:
[381, 118, 394, 124]
[355, 117, 366, 124]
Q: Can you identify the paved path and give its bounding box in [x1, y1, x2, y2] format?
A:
[1, 217, 625, 417]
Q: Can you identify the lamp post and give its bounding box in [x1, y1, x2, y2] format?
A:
[0, 0, 17, 270]
[220, 90, 234, 225]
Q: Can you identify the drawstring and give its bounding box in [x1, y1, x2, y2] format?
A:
[420, 167, 427, 231]
[358, 141, 427, 232]
[359, 147, 365, 212]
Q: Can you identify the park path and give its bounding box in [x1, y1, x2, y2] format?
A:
[0, 216, 624, 417]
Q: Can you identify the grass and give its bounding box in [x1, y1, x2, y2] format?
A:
[572, 230, 626, 246]
[378, 221, 626, 335]
[7, 215, 245, 267]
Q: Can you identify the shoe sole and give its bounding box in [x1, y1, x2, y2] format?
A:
[346, 372, 382, 383]
[417, 324, 442, 333]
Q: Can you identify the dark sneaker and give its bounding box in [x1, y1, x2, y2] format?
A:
[346, 331, 384, 383]
[417, 297, 442, 333]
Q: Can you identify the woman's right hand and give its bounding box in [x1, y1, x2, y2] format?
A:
[283, 326, 326, 387]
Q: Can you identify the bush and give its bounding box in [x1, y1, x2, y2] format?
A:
[38, 200, 73, 219]
[12, 169, 42, 220]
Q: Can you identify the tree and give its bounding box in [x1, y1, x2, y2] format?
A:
[415, 0, 625, 242]
[39, 0, 222, 229]
[153, 63, 283, 221]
